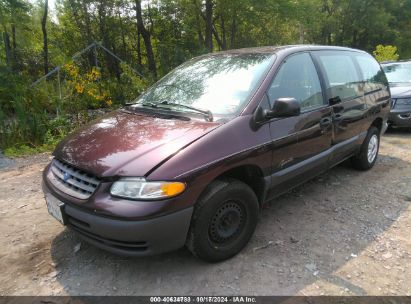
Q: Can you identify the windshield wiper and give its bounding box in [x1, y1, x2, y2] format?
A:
[125, 101, 158, 108]
[125, 101, 213, 122]
[125, 101, 171, 111]
[159, 101, 213, 122]
[122, 104, 191, 121]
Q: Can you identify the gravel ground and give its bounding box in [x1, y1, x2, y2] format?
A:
[0, 130, 410, 296]
[0, 150, 15, 170]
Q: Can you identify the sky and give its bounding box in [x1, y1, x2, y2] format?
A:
[28, 0, 58, 22]
[29, 0, 57, 11]
[49, 0, 56, 10]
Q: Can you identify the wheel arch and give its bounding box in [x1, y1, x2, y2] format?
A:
[370, 117, 383, 133]
[210, 164, 267, 207]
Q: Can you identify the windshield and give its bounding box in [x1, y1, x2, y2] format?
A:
[132, 53, 275, 118]
[382, 62, 411, 83]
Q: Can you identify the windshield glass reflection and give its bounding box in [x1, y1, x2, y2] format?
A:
[132, 54, 275, 117]
[383, 62, 411, 83]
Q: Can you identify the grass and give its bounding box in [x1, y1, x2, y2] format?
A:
[3, 130, 66, 158]
[3, 143, 56, 158]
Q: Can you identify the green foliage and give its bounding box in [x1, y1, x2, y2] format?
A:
[1, 0, 410, 155]
[4, 143, 52, 157]
[119, 63, 151, 101]
[0, 57, 148, 155]
[373, 45, 400, 62]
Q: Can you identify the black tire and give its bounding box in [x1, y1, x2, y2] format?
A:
[351, 126, 380, 170]
[186, 178, 259, 262]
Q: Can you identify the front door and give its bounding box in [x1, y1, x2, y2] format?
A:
[265, 52, 333, 198]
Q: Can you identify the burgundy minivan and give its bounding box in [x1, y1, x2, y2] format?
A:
[43, 45, 390, 262]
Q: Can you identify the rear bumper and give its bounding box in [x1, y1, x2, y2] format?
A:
[42, 181, 193, 257]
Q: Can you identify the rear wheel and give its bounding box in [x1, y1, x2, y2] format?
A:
[186, 179, 259, 262]
[351, 126, 380, 170]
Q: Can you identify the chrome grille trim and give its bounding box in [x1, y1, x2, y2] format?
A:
[52, 159, 100, 185]
[47, 159, 100, 200]
[50, 165, 96, 193]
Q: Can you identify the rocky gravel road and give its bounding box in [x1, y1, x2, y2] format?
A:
[0, 130, 410, 296]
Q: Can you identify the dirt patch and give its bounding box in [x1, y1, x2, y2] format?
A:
[0, 132, 410, 296]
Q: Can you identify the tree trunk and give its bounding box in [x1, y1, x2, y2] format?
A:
[81, 1, 98, 68]
[41, 0, 49, 75]
[11, 25, 17, 68]
[137, 28, 142, 67]
[117, 10, 127, 57]
[68, 0, 88, 44]
[212, 25, 223, 50]
[3, 31, 11, 67]
[230, 15, 236, 49]
[321, 0, 332, 45]
[194, 7, 204, 48]
[205, 0, 213, 52]
[221, 16, 227, 50]
[352, 29, 358, 48]
[299, 23, 304, 44]
[135, 0, 156, 78]
[98, 0, 120, 78]
[81, 1, 93, 43]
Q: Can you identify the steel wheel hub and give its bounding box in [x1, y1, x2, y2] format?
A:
[367, 134, 378, 163]
[209, 201, 245, 244]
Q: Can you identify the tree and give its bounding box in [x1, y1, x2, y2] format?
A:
[373, 45, 399, 62]
[41, 0, 49, 75]
[0, 0, 30, 70]
[204, 0, 213, 51]
[135, 0, 157, 78]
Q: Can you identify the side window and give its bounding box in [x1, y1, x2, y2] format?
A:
[355, 54, 388, 93]
[267, 53, 324, 112]
[315, 51, 362, 101]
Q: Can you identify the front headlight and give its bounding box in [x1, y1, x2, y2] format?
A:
[110, 178, 186, 200]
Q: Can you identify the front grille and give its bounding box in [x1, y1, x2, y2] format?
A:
[47, 159, 100, 200]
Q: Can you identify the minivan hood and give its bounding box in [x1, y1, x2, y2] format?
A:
[53, 110, 220, 177]
[389, 85, 411, 98]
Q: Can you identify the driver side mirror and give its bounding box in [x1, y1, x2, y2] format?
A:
[265, 97, 301, 119]
[251, 97, 301, 130]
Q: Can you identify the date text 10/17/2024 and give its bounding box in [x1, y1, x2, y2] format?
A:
[149, 297, 257, 303]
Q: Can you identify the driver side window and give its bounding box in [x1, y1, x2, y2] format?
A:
[268, 53, 324, 112]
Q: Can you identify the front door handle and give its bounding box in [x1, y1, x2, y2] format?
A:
[333, 113, 344, 122]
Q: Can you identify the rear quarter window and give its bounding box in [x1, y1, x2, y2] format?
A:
[354, 54, 388, 93]
[314, 51, 362, 102]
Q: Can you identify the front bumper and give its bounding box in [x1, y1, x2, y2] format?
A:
[42, 181, 193, 257]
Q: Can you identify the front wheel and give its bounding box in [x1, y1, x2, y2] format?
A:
[351, 126, 380, 170]
[186, 179, 259, 262]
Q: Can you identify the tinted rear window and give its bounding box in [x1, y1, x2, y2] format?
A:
[355, 54, 387, 93]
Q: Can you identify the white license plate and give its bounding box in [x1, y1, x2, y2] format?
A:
[45, 193, 65, 225]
